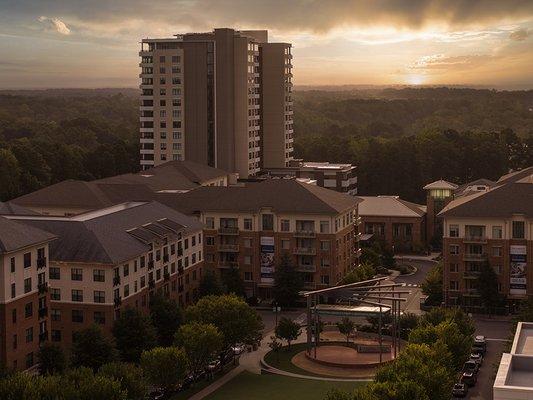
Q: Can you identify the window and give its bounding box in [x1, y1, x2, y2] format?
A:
[160, 88, 166, 96]
[206, 236, 215, 246]
[192, 236, 196, 246]
[159, 56, 165, 62]
[25, 302, 33, 318]
[12, 309, 16, 323]
[11, 283, 15, 298]
[449, 225, 459, 237]
[93, 269, 105, 282]
[320, 258, 330, 267]
[13, 334, 17, 350]
[492, 226, 503, 239]
[94, 291, 105, 303]
[23, 252, 31, 268]
[243, 238, 252, 248]
[51, 330, 61, 342]
[450, 281, 459, 290]
[320, 241, 330, 251]
[50, 288, 60, 301]
[450, 245, 459, 255]
[262, 214, 274, 231]
[281, 239, 290, 250]
[320, 221, 330, 234]
[320, 275, 330, 285]
[24, 278, 32, 293]
[124, 284, 130, 297]
[72, 310, 84, 323]
[172, 55, 180, 63]
[123, 264, 129, 277]
[184, 239, 189, 250]
[71, 268, 83, 281]
[280, 219, 290, 232]
[25, 352, 34, 369]
[244, 218, 252, 230]
[205, 217, 214, 229]
[244, 272, 253, 281]
[25, 327, 33, 343]
[492, 247, 502, 257]
[140, 276, 146, 288]
[449, 263, 458, 272]
[512, 221, 525, 239]
[244, 255, 252, 265]
[94, 311, 105, 325]
[71, 290, 83, 302]
[48, 267, 60, 280]
[51, 309, 61, 321]
[10, 257, 15, 273]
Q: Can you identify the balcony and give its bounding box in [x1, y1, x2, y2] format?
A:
[218, 244, 240, 252]
[148, 279, 155, 289]
[178, 266, 184, 275]
[218, 261, 239, 269]
[148, 260, 154, 270]
[38, 307, 48, 319]
[294, 230, 316, 238]
[38, 283, 48, 294]
[293, 247, 316, 255]
[297, 264, 316, 273]
[163, 254, 170, 263]
[463, 253, 488, 262]
[218, 227, 239, 235]
[39, 331, 48, 343]
[113, 276, 121, 286]
[37, 257, 47, 269]
[464, 235, 487, 244]
[464, 271, 481, 279]
[114, 297, 122, 307]
[164, 272, 170, 281]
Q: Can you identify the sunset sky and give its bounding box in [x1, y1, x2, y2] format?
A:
[0, 0, 532, 89]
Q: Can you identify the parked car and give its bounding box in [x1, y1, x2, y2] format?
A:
[463, 360, 479, 374]
[232, 344, 246, 355]
[207, 359, 221, 372]
[474, 335, 487, 350]
[452, 382, 468, 398]
[461, 371, 477, 387]
[470, 352, 483, 366]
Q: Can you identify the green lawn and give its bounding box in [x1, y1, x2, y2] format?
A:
[263, 343, 328, 377]
[206, 371, 365, 400]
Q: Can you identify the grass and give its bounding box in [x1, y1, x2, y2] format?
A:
[263, 343, 325, 376]
[205, 371, 365, 400]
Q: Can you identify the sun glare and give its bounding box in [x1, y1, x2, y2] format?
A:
[405, 74, 426, 85]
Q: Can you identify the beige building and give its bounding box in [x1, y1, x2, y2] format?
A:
[439, 167, 533, 311]
[139, 28, 293, 178]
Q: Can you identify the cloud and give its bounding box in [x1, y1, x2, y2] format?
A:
[509, 28, 530, 41]
[37, 16, 71, 35]
[408, 54, 495, 72]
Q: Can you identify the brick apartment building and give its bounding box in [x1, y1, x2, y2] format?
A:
[0, 216, 55, 371]
[358, 196, 426, 253]
[155, 179, 362, 298]
[139, 28, 293, 177]
[6, 202, 204, 353]
[440, 167, 533, 311]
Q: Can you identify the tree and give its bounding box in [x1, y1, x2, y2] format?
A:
[275, 317, 301, 349]
[273, 253, 303, 307]
[421, 262, 443, 306]
[268, 336, 283, 363]
[61, 367, 127, 400]
[38, 343, 66, 375]
[186, 294, 264, 348]
[140, 347, 188, 394]
[175, 322, 223, 375]
[198, 269, 224, 298]
[71, 325, 118, 370]
[342, 263, 376, 284]
[149, 293, 183, 346]
[477, 260, 503, 314]
[0, 149, 21, 201]
[113, 307, 157, 362]
[398, 313, 419, 340]
[337, 317, 356, 344]
[221, 267, 245, 297]
[99, 362, 147, 400]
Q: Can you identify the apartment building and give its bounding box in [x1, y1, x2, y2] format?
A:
[139, 28, 293, 177]
[7, 202, 204, 350]
[155, 179, 361, 298]
[358, 196, 426, 253]
[439, 167, 533, 311]
[262, 161, 358, 195]
[11, 160, 231, 216]
[0, 216, 55, 371]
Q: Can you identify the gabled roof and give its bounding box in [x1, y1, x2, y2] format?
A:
[156, 179, 361, 215]
[423, 179, 458, 190]
[0, 216, 56, 253]
[11, 202, 203, 264]
[358, 196, 426, 218]
[497, 167, 533, 185]
[0, 201, 38, 215]
[149, 160, 229, 183]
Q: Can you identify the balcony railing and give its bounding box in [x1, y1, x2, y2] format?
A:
[463, 271, 481, 279]
[218, 244, 239, 252]
[39, 331, 48, 343]
[218, 227, 239, 235]
[218, 261, 239, 269]
[294, 230, 316, 238]
[463, 253, 488, 261]
[293, 247, 316, 255]
[464, 235, 487, 243]
[38, 283, 48, 294]
[148, 260, 154, 270]
[297, 264, 316, 273]
[113, 276, 121, 286]
[148, 279, 155, 289]
[38, 307, 48, 319]
[37, 257, 47, 269]
[114, 297, 122, 307]
[164, 272, 170, 281]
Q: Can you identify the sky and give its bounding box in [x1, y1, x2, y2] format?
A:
[0, 0, 532, 89]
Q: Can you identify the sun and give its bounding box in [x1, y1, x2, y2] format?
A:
[405, 74, 426, 85]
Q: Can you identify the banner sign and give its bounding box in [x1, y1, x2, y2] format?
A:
[260, 236, 275, 283]
[510, 245, 527, 295]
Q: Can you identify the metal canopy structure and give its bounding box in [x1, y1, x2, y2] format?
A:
[301, 276, 411, 361]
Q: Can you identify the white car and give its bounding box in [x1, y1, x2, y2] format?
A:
[232, 344, 246, 355]
[207, 359, 221, 371]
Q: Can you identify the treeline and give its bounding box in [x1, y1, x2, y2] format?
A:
[293, 88, 533, 137]
[0, 93, 139, 201]
[295, 129, 533, 203]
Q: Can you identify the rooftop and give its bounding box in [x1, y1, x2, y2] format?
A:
[423, 179, 458, 190]
[358, 196, 426, 218]
[0, 216, 56, 253]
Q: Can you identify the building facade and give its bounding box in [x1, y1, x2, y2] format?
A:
[0, 217, 55, 371]
[440, 167, 533, 311]
[8, 202, 204, 351]
[139, 28, 293, 178]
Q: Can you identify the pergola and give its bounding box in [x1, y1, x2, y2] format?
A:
[301, 276, 410, 361]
